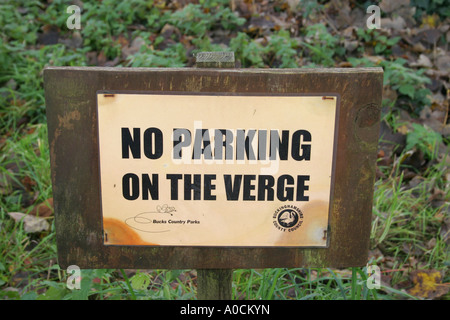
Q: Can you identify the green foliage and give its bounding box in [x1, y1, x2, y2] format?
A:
[231, 30, 300, 68]
[126, 42, 187, 67]
[130, 272, 151, 290]
[41, 0, 76, 31]
[356, 29, 401, 55]
[232, 267, 399, 300]
[80, 0, 165, 58]
[296, 0, 325, 18]
[406, 123, 443, 160]
[411, 0, 450, 19]
[0, 124, 51, 202]
[0, 1, 41, 45]
[168, 4, 212, 37]
[371, 161, 449, 281]
[120, 270, 196, 300]
[0, 43, 87, 126]
[265, 30, 299, 68]
[163, 3, 245, 37]
[34, 269, 122, 300]
[349, 57, 432, 114]
[230, 32, 265, 68]
[384, 59, 431, 109]
[301, 24, 342, 67]
[191, 36, 225, 54]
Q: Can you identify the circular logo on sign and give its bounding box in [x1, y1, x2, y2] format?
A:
[273, 205, 303, 232]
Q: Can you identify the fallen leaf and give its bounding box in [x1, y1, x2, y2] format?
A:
[407, 270, 449, 299]
[379, 0, 410, 13]
[21, 176, 36, 192]
[338, 61, 352, 67]
[426, 238, 436, 249]
[29, 198, 53, 218]
[10, 271, 33, 287]
[37, 25, 59, 45]
[414, 28, 442, 46]
[331, 0, 352, 29]
[246, 15, 275, 35]
[378, 120, 406, 162]
[121, 36, 146, 59]
[344, 39, 358, 52]
[435, 54, 450, 73]
[7, 212, 49, 233]
[409, 54, 433, 68]
[381, 16, 406, 31]
[411, 42, 427, 53]
[397, 124, 409, 135]
[59, 31, 83, 49]
[421, 14, 440, 29]
[382, 85, 398, 102]
[440, 217, 450, 245]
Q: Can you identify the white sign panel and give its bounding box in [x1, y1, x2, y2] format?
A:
[97, 93, 338, 247]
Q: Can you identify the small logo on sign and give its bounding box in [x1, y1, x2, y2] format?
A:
[273, 205, 303, 232]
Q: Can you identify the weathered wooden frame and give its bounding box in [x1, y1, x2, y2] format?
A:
[44, 67, 383, 269]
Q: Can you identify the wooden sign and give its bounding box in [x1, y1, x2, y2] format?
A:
[97, 93, 337, 247]
[44, 67, 383, 269]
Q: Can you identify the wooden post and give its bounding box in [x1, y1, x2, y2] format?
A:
[195, 51, 235, 300]
[197, 269, 233, 300]
[195, 51, 235, 68]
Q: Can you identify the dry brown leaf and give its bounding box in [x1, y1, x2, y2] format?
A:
[121, 36, 146, 59]
[410, 54, 433, 68]
[21, 176, 36, 192]
[7, 212, 50, 233]
[381, 16, 406, 31]
[29, 198, 53, 218]
[435, 55, 450, 73]
[440, 217, 450, 245]
[379, 0, 410, 13]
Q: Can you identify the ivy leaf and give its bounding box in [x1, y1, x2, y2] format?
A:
[406, 123, 442, 160]
[398, 84, 415, 99]
[131, 272, 151, 290]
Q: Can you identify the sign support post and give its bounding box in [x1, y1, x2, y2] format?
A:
[195, 51, 235, 300]
[197, 268, 232, 300]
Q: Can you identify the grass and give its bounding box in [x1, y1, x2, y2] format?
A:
[0, 0, 449, 300]
[233, 268, 383, 300]
[372, 162, 449, 267]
